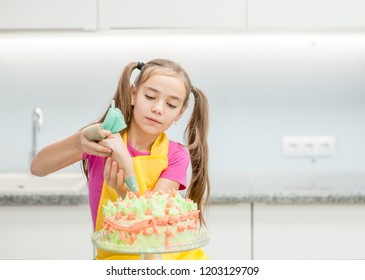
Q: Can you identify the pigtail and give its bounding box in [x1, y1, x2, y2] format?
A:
[113, 62, 140, 126]
[185, 86, 210, 226]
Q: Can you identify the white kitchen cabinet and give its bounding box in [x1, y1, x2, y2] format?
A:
[253, 204, 365, 259]
[98, 0, 246, 29]
[248, 0, 365, 29]
[0, 0, 97, 30]
[0, 205, 94, 259]
[204, 203, 251, 260]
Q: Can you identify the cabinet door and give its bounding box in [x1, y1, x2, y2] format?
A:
[99, 0, 246, 29]
[0, 0, 97, 30]
[205, 203, 251, 259]
[248, 0, 365, 29]
[0, 205, 94, 259]
[253, 204, 365, 259]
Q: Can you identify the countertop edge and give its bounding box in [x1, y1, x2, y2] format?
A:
[209, 192, 365, 204]
[0, 194, 89, 206]
[2, 192, 365, 206]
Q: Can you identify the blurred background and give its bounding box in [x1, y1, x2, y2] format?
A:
[0, 0, 365, 260]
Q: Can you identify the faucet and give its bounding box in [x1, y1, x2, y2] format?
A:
[31, 107, 44, 159]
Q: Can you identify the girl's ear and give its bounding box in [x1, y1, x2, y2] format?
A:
[175, 105, 188, 122]
[130, 84, 136, 106]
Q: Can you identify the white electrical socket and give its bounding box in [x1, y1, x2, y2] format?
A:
[282, 136, 303, 156]
[317, 136, 335, 156]
[282, 135, 335, 157]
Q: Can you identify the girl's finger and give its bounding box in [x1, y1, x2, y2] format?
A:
[110, 161, 118, 187]
[86, 141, 112, 157]
[117, 169, 125, 187]
[103, 157, 112, 181]
[101, 129, 112, 138]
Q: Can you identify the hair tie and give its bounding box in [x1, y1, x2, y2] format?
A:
[137, 62, 145, 70]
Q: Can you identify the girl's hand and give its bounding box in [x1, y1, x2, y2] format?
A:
[79, 124, 112, 157]
[104, 157, 129, 198]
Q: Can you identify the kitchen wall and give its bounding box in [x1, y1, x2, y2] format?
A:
[1, 31, 365, 173]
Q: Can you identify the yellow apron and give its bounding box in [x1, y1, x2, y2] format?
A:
[95, 132, 208, 260]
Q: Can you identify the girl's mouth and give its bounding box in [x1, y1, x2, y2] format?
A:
[146, 117, 162, 125]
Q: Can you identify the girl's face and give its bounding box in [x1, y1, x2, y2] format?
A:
[130, 74, 187, 136]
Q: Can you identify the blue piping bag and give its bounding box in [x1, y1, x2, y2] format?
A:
[101, 100, 139, 193]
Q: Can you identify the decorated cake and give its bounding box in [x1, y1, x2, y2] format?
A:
[101, 190, 200, 249]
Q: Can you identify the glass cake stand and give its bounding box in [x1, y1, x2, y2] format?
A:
[91, 228, 209, 260]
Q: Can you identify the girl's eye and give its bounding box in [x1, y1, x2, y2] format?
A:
[167, 103, 177, 109]
[145, 95, 155, 100]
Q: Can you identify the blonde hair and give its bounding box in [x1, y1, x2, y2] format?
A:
[84, 59, 210, 225]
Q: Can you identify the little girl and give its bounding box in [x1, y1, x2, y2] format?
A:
[31, 59, 210, 260]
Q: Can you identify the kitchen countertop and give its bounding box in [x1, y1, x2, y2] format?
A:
[209, 172, 365, 204]
[1, 172, 365, 206]
[0, 193, 89, 206]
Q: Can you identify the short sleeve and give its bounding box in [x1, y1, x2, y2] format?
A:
[82, 152, 89, 160]
[159, 141, 190, 190]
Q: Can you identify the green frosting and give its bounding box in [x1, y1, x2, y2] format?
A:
[103, 191, 198, 219]
[168, 206, 179, 216]
[103, 200, 117, 217]
[151, 204, 165, 217]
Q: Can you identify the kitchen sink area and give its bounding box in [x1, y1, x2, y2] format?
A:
[0, 172, 88, 206]
[0, 172, 86, 194]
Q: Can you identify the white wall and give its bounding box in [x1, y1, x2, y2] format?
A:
[1, 31, 365, 173]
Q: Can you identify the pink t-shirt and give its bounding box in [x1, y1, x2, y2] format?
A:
[83, 140, 189, 228]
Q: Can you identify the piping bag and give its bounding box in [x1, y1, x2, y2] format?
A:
[98, 100, 139, 193]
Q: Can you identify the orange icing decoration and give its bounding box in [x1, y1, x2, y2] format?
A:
[187, 223, 196, 230]
[115, 212, 123, 220]
[130, 233, 137, 244]
[144, 191, 152, 199]
[168, 216, 179, 225]
[171, 189, 177, 197]
[179, 214, 187, 222]
[177, 224, 185, 232]
[164, 226, 174, 247]
[127, 212, 136, 220]
[151, 220, 159, 234]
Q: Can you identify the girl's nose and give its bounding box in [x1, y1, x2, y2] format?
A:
[152, 101, 163, 115]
